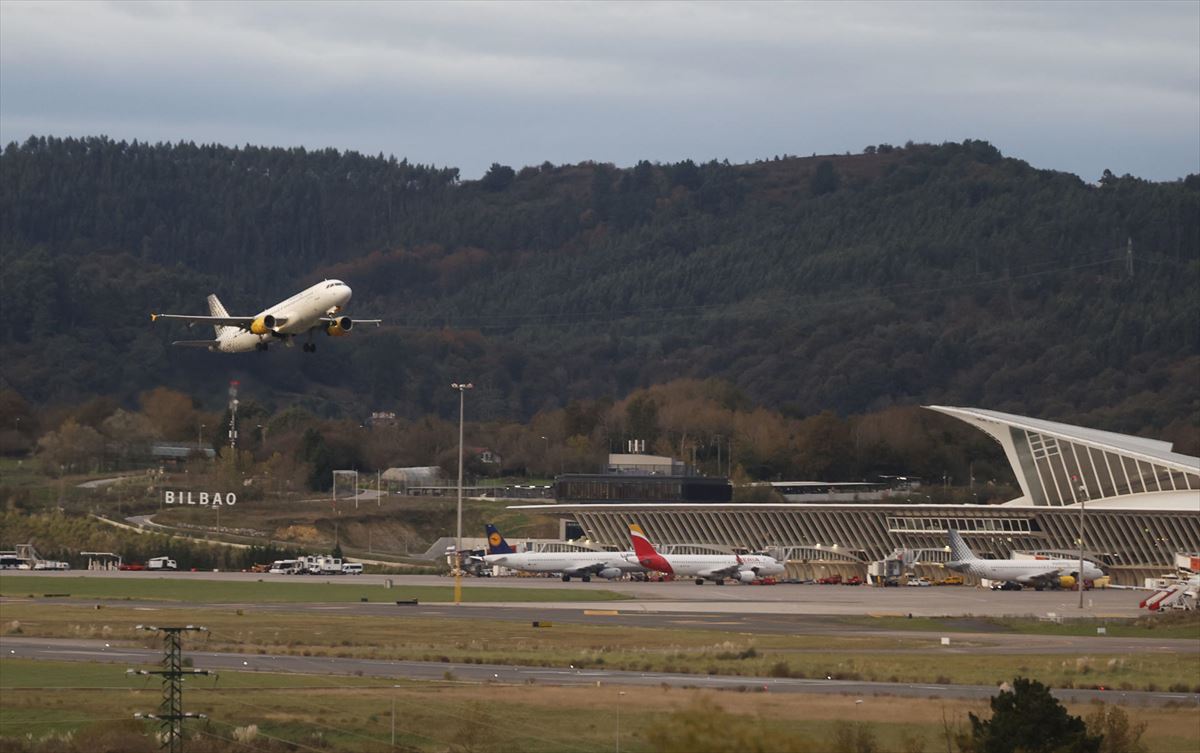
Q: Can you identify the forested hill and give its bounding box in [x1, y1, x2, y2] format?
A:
[1, 136, 1197, 437]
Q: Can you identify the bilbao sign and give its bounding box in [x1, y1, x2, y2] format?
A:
[163, 491, 237, 506]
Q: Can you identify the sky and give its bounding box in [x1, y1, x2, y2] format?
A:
[1, 1, 1197, 181]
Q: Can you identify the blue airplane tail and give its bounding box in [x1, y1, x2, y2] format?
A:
[485, 524, 515, 554]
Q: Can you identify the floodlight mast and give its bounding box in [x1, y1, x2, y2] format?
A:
[451, 382, 473, 605]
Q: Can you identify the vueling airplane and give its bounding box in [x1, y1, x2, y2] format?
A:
[945, 529, 1104, 590]
[151, 280, 380, 353]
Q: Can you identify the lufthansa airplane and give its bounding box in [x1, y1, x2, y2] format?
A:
[151, 280, 381, 353]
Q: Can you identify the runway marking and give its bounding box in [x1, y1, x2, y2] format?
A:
[582, 610, 619, 616]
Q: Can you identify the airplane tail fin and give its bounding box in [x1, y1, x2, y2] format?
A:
[628, 523, 658, 561]
[948, 529, 976, 561]
[485, 524, 515, 555]
[207, 294, 230, 337]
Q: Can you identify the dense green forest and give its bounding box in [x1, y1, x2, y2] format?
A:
[1, 136, 1197, 448]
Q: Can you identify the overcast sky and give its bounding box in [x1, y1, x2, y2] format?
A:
[1, 1, 1196, 181]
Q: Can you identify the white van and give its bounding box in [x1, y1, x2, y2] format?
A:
[269, 559, 302, 574]
[341, 562, 363, 575]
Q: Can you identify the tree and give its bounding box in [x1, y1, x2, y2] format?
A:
[139, 387, 197, 440]
[1085, 705, 1147, 753]
[479, 163, 515, 192]
[625, 394, 660, 446]
[962, 678, 1102, 753]
[36, 418, 105, 474]
[811, 160, 839, 195]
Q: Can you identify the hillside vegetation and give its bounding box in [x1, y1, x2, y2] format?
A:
[1, 137, 1197, 440]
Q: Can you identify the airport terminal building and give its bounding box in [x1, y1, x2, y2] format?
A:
[514, 407, 1200, 585]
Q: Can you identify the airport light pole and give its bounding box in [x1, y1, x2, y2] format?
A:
[452, 382, 473, 605]
[1078, 494, 1087, 609]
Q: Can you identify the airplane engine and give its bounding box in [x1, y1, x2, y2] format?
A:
[250, 314, 277, 335]
[597, 568, 622, 580]
[1058, 575, 1077, 590]
[738, 571, 757, 583]
[326, 316, 353, 336]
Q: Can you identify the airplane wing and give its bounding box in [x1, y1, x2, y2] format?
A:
[562, 561, 613, 577]
[320, 317, 382, 326]
[171, 339, 221, 348]
[698, 564, 744, 579]
[1014, 568, 1069, 585]
[151, 313, 289, 330]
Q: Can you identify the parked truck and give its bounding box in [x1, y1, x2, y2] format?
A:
[147, 557, 177, 571]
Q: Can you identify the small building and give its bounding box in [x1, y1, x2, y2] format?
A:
[607, 453, 689, 475]
[151, 442, 216, 462]
[381, 466, 445, 494]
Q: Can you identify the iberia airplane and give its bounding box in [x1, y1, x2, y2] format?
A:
[151, 280, 380, 353]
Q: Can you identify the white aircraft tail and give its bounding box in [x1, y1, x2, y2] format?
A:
[948, 530, 977, 562]
[207, 294, 230, 337]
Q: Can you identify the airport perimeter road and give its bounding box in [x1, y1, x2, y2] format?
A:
[4, 636, 1196, 708]
[1, 570, 1151, 617]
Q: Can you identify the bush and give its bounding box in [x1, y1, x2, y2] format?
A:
[768, 661, 791, 678]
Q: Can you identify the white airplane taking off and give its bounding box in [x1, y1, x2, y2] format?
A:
[627, 523, 785, 585]
[151, 280, 380, 353]
[945, 529, 1104, 590]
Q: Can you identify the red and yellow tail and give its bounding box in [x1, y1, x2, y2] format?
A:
[628, 523, 657, 560]
[629, 524, 673, 574]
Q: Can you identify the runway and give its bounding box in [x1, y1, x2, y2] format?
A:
[16, 596, 1191, 656]
[2, 570, 1153, 618]
[4, 636, 1195, 707]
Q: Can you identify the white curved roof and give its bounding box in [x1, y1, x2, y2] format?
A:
[927, 406, 1200, 473]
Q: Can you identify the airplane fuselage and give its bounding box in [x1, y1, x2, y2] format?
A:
[946, 558, 1105, 584]
[217, 280, 352, 352]
[482, 551, 642, 579]
[633, 553, 786, 582]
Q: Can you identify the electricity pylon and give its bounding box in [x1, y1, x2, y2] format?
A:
[130, 624, 212, 753]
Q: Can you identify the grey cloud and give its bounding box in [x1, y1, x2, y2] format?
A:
[1, 0, 1196, 179]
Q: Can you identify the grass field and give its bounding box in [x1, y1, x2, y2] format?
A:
[0, 574, 629, 604]
[835, 612, 1200, 640]
[1, 659, 1196, 753]
[4, 603, 1198, 693]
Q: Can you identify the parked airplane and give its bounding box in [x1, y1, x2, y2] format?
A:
[151, 280, 380, 353]
[627, 523, 785, 585]
[480, 524, 645, 582]
[945, 529, 1104, 590]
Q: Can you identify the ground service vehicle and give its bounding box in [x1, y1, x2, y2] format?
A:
[147, 557, 177, 570]
[269, 559, 302, 574]
[341, 562, 363, 575]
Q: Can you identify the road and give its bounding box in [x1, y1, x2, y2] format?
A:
[4, 636, 1195, 707]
